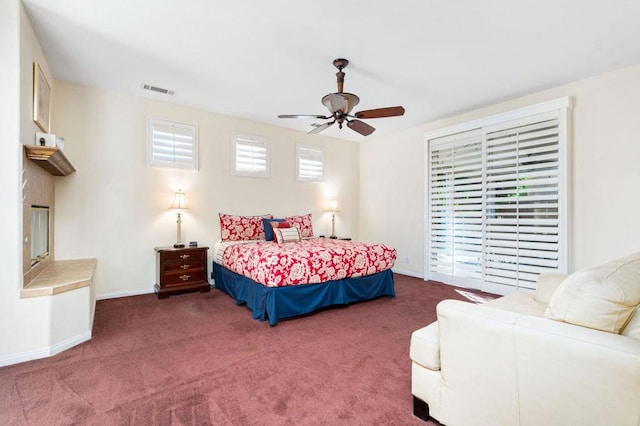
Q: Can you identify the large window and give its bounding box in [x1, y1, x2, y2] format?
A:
[425, 98, 570, 295]
[232, 133, 270, 178]
[147, 118, 198, 170]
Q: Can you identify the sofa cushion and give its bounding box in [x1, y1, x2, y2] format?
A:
[485, 292, 548, 318]
[544, 252, 640, 333]
[410, 322, 440, 371]
[621, 305, 640, 340]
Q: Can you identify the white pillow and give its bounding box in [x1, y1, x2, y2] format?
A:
[544, 252, 640, 333]
[273, 226, 301, 243]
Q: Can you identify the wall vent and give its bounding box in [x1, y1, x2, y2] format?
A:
[141, 84, 175, 96]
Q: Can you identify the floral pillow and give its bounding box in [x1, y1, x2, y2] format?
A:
[219, 213, 272, 241]
[284, 213, 314, 238]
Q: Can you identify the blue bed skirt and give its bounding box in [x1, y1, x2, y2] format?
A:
[212, 263, 395, 325]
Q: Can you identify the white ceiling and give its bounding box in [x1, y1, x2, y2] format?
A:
[23, 0, 640, 141]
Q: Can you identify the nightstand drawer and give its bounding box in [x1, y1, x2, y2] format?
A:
[164, 259, 204, 272]
[165, 269, 206, 286]
[163, 250, 205, 263]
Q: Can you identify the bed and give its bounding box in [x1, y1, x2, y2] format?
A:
[211, 213, 397, 325]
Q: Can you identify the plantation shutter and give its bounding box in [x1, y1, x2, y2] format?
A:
[484, 114, 561, 293]
[148, 118, 197, 170]
[428, 129, 484, 288]
[425, 98, 569, 295]
[233, 135, 270, 178]
[297, 145, 324, 181]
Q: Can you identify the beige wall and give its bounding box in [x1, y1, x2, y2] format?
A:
[360, 63, 640, 279]
[52, 82, 360, 298]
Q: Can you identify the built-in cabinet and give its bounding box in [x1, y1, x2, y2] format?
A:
[19, 142, 95, 365]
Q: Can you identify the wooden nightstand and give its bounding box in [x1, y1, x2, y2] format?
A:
[154, 246, 210, 299]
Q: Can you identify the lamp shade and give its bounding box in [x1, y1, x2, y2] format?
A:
[327, 197, 339, 213]
[169, 190, 188, 211]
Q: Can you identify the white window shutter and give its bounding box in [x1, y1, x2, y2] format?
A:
[429, 130, 484, 288]
[148, 118, 198, 170]
[425, 98, 570, 295]
[484, 116, 560, 293]
[297, 144, 324, 181]
[233, 134, 270, 178]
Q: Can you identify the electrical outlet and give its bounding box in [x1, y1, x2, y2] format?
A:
[404, 256, 411, 264]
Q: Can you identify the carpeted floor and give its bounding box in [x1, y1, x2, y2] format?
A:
[0, 274, 494, 425]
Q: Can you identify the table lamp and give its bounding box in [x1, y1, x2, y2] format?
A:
[170, 189, 188, 248]
[327, 197, 339, 239]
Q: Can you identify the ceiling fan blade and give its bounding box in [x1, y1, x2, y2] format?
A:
[308, 121, 334, 135]
[347, 120, 376, 136]
[278, 114, 331, 119]
[354, 106, 405, 119]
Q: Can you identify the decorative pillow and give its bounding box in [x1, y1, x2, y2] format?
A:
[219, 213, 272, 241]
[270, 221, 291, 230]
[544, 252, 640, 333]
[273, 226, 301, 244]
[263, 218, 286, 241]
[284, 213, 314, 238]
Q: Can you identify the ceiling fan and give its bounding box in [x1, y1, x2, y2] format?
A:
[278, 58, 405, 136]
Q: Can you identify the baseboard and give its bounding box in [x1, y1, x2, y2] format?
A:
[97, 288, 155, 300]
[391, 268, 424, 279]
[0, 330, 92, 368]
[98, 284, 216, 300]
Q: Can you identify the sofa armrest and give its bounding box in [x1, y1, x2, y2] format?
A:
[534, 272, 568, 304]
[435, 299, 640, 426]
[410, 322, 440, 370]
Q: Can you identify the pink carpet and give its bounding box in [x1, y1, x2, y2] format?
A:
[0, 274, 493, 425]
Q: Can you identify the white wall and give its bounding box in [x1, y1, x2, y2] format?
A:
[360, 63, 640, 279]
[0, 2, 73, 364]
[52, 83, 360, 298]
[0, 0, 24, 360]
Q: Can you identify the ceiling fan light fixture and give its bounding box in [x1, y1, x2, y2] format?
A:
[321, 93, 360, 115]
[277, 58, 405, 137]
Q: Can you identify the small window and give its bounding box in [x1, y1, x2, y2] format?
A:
[296, 143, 324, 182]
[148, 117, 198, 170]
[232, 133, 270, 178]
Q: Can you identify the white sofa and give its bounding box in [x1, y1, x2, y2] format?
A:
[410, 253, 640, 426]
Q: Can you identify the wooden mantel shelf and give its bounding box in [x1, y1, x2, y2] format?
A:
[24, 145, 76, 176]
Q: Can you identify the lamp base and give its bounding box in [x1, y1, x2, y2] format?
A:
[173, 243, 185, 248]
[329, 236, 337, 239]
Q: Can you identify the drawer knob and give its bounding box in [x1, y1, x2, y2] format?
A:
[181, 264, 189, 269]
[180, 254, 191, 259]
[179, 274, 191, 281]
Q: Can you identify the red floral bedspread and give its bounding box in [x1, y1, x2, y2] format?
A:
[217, 238, 397, 287]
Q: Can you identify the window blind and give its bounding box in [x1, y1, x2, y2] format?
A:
[484, 117, 560, 293]
[426, 102, 568, 295]
[148, 118, 197, 170]
[233, 135, 270, 178]
[429, 130, 484, 288]
[297, 144, 324, 181]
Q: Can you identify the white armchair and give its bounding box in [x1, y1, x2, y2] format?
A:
[410, 255, 640, 426]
